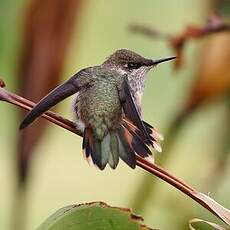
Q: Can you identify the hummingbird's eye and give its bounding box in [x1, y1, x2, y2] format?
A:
[126, 63, 141, 69]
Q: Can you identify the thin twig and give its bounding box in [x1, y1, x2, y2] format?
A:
[0, 80, 229, 226]
[0, 79, 5, 88]
[129, 24, 171, 39]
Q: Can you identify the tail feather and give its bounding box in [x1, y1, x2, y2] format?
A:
[109, 131, 119, 169]
[83, 129, 104, 169]
[83, 129, 116, 170]
[116, 127, 136, 169]
[122, 123, 151, 158]
[82, 119, 162, 170]
[82, 129, 87, 153]
[143, 121, 164, 141]
[123, 118, 162, 153]
[82, 130, 94, 167]
[100, 134, 110, 169]
[82, 130, 90, 158]
[91, 140, 103, 169]
[123, 118, 149, 143]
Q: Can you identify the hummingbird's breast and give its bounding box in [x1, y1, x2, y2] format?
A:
[77, 76, 122, 140]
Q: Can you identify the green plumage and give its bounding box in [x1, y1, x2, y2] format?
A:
[79, 69, 123, 140]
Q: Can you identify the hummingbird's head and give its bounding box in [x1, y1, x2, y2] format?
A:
[103, 49, 176, 77]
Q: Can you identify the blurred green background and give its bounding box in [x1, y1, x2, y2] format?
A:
[0, 0, 229, 229]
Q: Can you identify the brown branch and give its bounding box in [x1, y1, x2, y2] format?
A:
[0, 79, 229, 226]
[129, 24, 171, 39]
[129, 15, 230, 68]
[0, 79, 5, 88]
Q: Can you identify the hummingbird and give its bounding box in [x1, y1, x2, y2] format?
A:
[19, 49, 175, 169]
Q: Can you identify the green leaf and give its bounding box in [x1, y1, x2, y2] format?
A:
[189, 218, 228, 230]
[37, 201, 154, 230]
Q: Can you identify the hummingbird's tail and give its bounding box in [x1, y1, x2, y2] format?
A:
[82, 119, 163, 170]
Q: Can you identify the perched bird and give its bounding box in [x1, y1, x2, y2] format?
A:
[20, 49, 175, 169]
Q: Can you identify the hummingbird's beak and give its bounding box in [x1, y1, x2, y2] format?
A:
[152, 56, 176, 65]
[19, 81, 78, 129]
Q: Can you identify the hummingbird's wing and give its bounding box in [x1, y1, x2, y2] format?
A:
[19, 69, 92, 129]
[119, 78, 152, 146]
